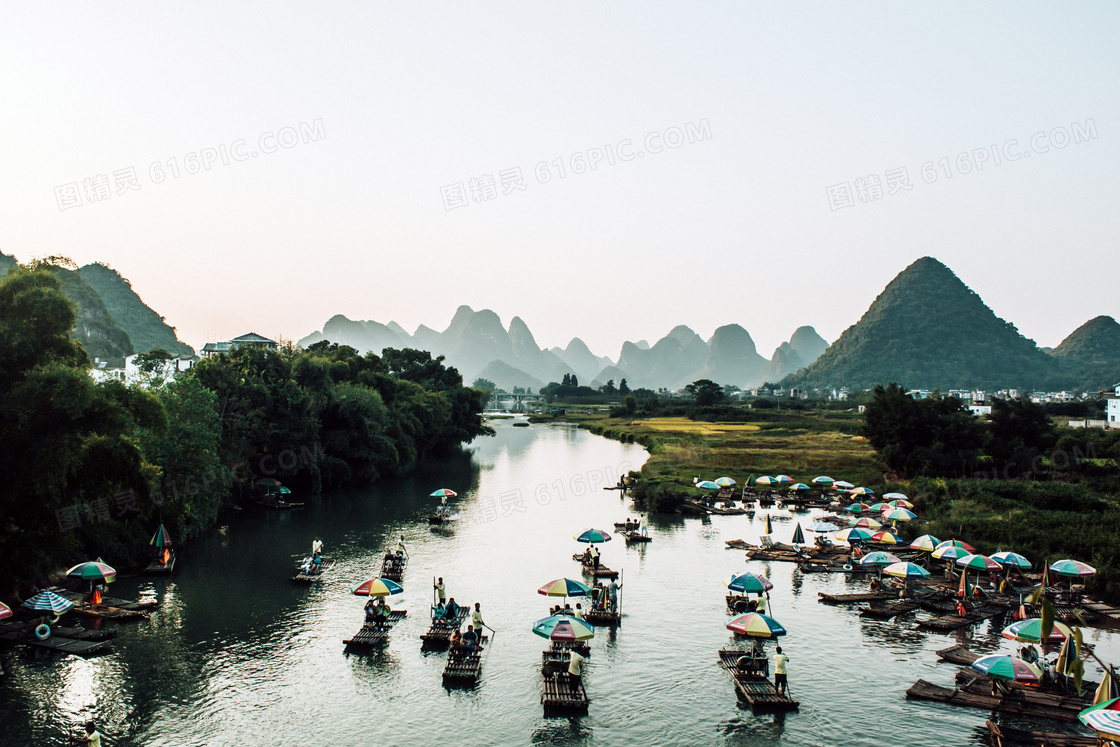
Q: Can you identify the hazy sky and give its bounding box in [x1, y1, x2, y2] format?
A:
[3, 4, 1117, 360]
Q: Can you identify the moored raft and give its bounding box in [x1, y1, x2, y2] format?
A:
[0, 624, 114, 657]
[343, 610, 407, 647]
[144, 552, 176, 574]
[442, 636, 488, 685]
[936, 644, 980, 666]
[291, 558, 335, 583]
[905, 679, 1081, 721]
[541, 667, 589, 713]
[985, 719, 1096, 747]
[717, 649, 799, 712]
[420, 608, 470, 648]
[859, 600, 921, 619]
[818, 591, 893, 605]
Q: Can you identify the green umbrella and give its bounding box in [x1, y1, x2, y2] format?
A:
[150, 523, 173, 548]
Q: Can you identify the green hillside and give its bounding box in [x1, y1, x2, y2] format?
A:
[1051, 315, 1120, 390]
[785, 257, 1060, 391]
[50, 264, 135, 365]
[80, 263, 194, 357]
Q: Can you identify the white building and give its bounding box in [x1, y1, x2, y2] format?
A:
[969, 404, 993, 417]
[1108, 384, 1120, 429]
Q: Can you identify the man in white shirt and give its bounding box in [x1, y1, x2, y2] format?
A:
[73, 721, 101, 746]
[567, 649, 585, 687]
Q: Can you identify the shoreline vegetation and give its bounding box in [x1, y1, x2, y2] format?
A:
[0, 260, 492, 596]
[532, 396, 1120, 604]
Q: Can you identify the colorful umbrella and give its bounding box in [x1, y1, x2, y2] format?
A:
[791, 523, 805, 545]
[845, 503, 871, 514]
[936, 539, 975, 553]
[991, 551, 1032, 570]
[884, 562, 931, 578]
[833, 480, 854, 489]
[715, 477, 736, 487]
[726, 612, 787, 638]
[956, 554, 1003, 573]
[538, 578, 592, 597]
[867, 502, 887, 513]
[1079, 697, 1120, 739]
[574, 529, 612, 544]
[774, 475, 793, 484]
[1094, 668, 1116, 706]
[726, 572, 774, 594]
[848, 487, 875, 496]
[808, 521, 839, 532]
[65, 561, 117, 583]
[754, 476, 776, 487]
[0, 601, 12, 620]
[859, 551, 901, 567]
[150, 523, 173, 548]
[1002, 618, 1073, 644]
[871, 531, 904, 545]
[834, 527, 874, 543]
[971, 654, 1043, 684]
[932, 545, 969, 561]
[812, 476, 834, 485]
[848, 517, 882, 530]
[533, 615, 595, 642]
[763, 514, 773, 535]
[959, 570, 972, 598]
[21, 590, 74, 615]
[789, 483, 811, 492]
[887, 498, 915, 509]
[255, 478, 282, 487]
[697, 481, 721, 490]
[882, 508, 916, 522]
[429, 488, 458, 498]
[909, 534, 941, 552]
[352, 578, 404, 597]
[882, 492, 909, 501]
[1050, 559, 1097, 578]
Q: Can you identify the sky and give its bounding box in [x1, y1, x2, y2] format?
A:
[2, 3, 1117, 360]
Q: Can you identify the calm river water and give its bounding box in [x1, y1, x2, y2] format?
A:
[3, 419, 1117, 746]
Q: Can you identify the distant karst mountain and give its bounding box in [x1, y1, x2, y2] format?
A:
[759, 327, 830, 385]
[1051, 315, 1120, 389]
[696, 324, 769, 388]
[785, 257, 1060, 390]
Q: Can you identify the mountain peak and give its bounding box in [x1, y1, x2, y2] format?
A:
[1053, 315, 1120, 363]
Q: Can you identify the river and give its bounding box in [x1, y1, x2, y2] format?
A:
[2, 419, 1116, 746]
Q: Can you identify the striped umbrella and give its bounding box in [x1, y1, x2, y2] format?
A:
[833, 481, 854, 489]
[848, 517, 882, 530]
[791, 523, 805, 545]
[812, 476, 835, 486]
[808, 521, 839, 532]
[715, 477, 736, 487]
[956, 554, 1002, 573]
[66, 561, 117, 584]
[871, 531, 904, 545]
[574, 529, 612, 544]
[1002, 618, 1072, 644]
[1050, 559, 1096, 578]
[932, 545, 969, 561]
[725, 573, 774, 594]
[754, 476, 776, 487]
[860, 551, 901, 568]
[150, 523, 173, 548]
[845, 503, 871, 514]
[848, 487, 875, 496]
[992, 551, 1032, 570]
[1080, 697, 1120, 740]
[0, 601, 12, 620]
[867, 502, 888, 513]
[972, 654, 1043, 684]
[882, 492, 909, 501]
[726, 612, 787, 638]
[789, 483, 812, 492]
[882, 508, 917, 522]
[22, 590, 74, 615]
[533, 615, 595, 642]
[429, 488, 458, 498]
[697, 481, 720, 490]
[887, 498, 915, 509]
[774, 475, 793, 484]
[909, 534, 941, 552]
[538, 578, 592, 598]
[884, 562, 931, 578]
[352, 578, 404, 597]
[935, 539, 975, 554]
[834, 527, 874, 544]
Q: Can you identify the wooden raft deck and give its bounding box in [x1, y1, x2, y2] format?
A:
[819, 591, 893, 605]
[381, 555, 407, 582]
[291, 558, 335, 582]
[52, 588, 158, 612]
[442, 636, 488, 685]
[936, 644, 980, 666]
[860, 600, 921, 619]
[583, 608, 620, 626]
[1083, 600, 1120, 625]
[541, 669, 589, 713]
[917, 606, 1004, 632]
[905, 679, 1081, 721]
[420, 608, 469, 647]
[343, 610, 407, 647]
[144, 554, 176, 574]
[717, 649, 798, 711]
[0, 626, 114, 657]
[985, 719, 1096, 747]
[571, 555, 619, 579]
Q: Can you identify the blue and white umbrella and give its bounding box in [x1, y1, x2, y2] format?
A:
[807, 521, 839, 532]
[22, 590, 74, 615]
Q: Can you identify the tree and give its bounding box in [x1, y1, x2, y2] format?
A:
[685, 379, 724, 406]
[561, 373, 571, 386]
[601, 379, 617, 395]
[624, 395, 637, 414]
[570, 374, 578, 388]
[619, 378, 630, 395]
[472, 378, 496, 393]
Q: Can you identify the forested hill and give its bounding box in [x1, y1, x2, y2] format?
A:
[80, 263, 194, 357]
[784, 257, 1060, 391]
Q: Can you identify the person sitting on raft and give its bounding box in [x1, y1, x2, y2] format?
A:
[373, 598, 391, 629]
[364, 599, 378, 624]
[441, 598, 461, 621]
[462, 624, 479, 652]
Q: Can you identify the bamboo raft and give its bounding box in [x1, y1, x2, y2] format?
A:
[51, 588, 158, 612]
[860, 600, 921, 619]
[442, 636, 488, 685]
[717, 649, 799, 711]
[685, 499, 749, 515]
[571, 554, 619, 579]
[541, 668, 589, 713]
[0, 621, 116, 642]
[905, 679, 1081, 721]
[918, 606, 1004, 632]
[144, 553, 176, 574]
[818, 591, 893, 605]
[0, 627, 113, 657]
[727, 595, 767, 614]
[420, 608, 470, 648]
[291, 558, 336, 583]
[583, 607, 621, 626]
[936, 644, 980, 666]
[621, 530, 651, 543]
[1083, 600, 1120, 625]
[381, 554, 407, 582]
[343, 610, 407, 647]
[985, 720, 1096, 747]
[955, 670, 1098, 699]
